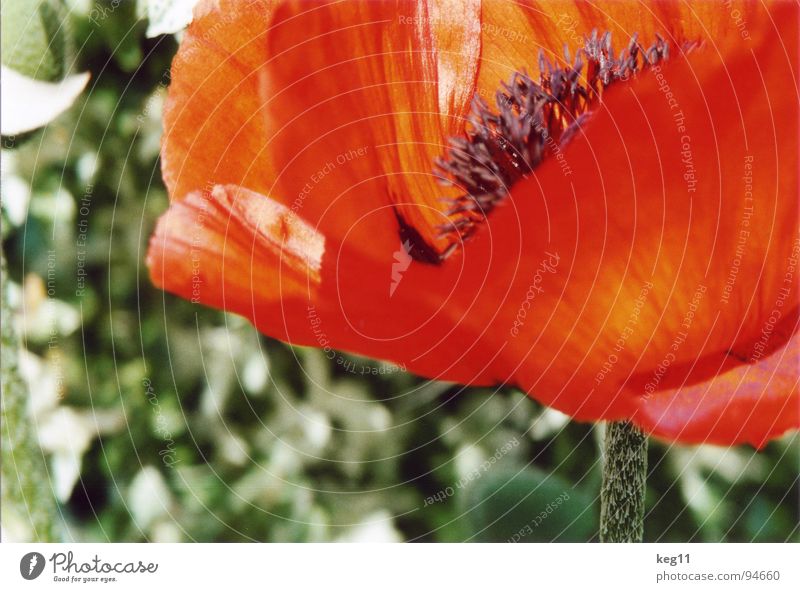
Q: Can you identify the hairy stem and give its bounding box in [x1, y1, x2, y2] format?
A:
[1, 248, 58, 541]
[599, 420, 647, 542]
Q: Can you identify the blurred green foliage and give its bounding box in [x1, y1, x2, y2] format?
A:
[1, 0, 73, 81]
[1, 0, 797, 543]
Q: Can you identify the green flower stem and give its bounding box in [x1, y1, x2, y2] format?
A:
[599, 420, 648, 542]
[1, 247, 57, 541]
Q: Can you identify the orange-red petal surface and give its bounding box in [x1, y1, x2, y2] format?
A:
[148, 184, 324, 332]
[476, 0, 759, 97]
[635, 310, 799, 448]
[150, 0, 799, 446]
[448, 0, 800, 444]
[161, 0, 279, 201]
[264, 0, 482, 257]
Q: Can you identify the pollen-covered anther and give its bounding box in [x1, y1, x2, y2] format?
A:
[431, 30, 687, 257]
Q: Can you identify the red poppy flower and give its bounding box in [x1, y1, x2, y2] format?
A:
[148, 0, 799, 448]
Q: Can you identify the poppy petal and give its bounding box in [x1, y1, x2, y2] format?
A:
[476, 0, 759, 96]
[164, 0, 483, 260]
[147, 184, 324, 333]
[439, 1, 798, 442]
[151, 0, 798, 446]
[264, 0, 482, 258]
[161, 0, 280, 202]
[635, 311, 799, 448]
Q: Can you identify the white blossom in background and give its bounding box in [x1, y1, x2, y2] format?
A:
[529, 407, 570, 441]
[335, 510, 404, 543]
[0, 67, 89, 136]
[142, 0, 201, 38]
[128, 466, 174, 531]
[0, 152, 30, 227]
[37, 406, 125, 502]
[20, 351, 124, 503]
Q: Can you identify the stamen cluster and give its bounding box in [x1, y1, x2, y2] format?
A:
[433, 30, 675, 256]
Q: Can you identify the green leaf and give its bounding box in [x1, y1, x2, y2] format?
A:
[1, 0, 71, 81]
[461, 466, 597, 542]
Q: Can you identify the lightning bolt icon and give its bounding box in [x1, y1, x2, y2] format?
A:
[29, 555, 38, 575]
[389, 240, 413, 297]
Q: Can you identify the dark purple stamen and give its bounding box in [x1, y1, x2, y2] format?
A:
[404, 30, 688, 263]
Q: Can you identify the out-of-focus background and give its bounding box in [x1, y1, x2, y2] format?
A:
[1, 0, 797, 543]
